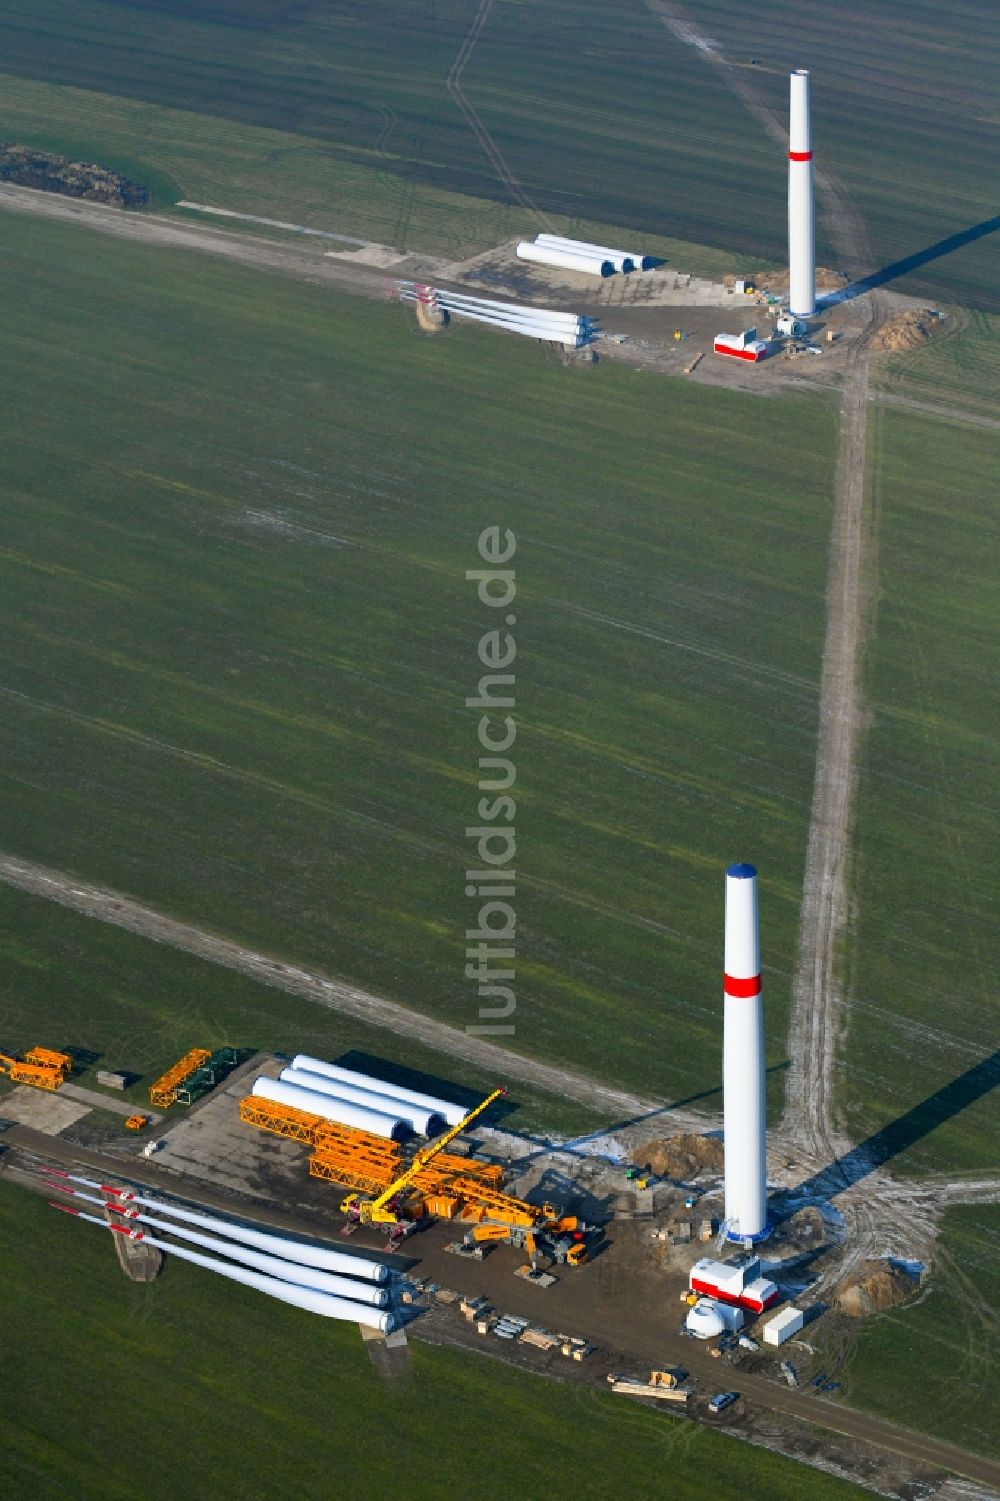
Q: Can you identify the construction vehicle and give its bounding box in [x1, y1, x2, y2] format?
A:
[124, 1114, 148, 1131]
[243, 1083, 597, 1264]
[0, 1046, 72, 1091]
[339, 1087, 507, 1229]
[462, 1214, 590, 1270]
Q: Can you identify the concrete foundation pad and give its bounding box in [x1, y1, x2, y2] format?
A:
[0, 1085, 91, 1135]
[151, 1057, 312, 1205]
[60, 1083, 162, 1120]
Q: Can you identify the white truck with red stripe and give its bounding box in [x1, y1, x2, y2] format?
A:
[689, 1255, 780, 1315]
[714, 329, 770, 362]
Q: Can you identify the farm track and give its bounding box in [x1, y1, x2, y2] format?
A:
[0, 850, 706, 1127]
[873, 391, 1000, 432]
[445, 0, 551, 229]
[643, 0, 880, 1170]
[0, 183, 393, 297]
[641, 0, 1000, 1283]
[785, 291, 885, 1166]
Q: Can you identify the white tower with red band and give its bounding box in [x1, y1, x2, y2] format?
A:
[723, 862, 768, 1241]
[788, 69, 816, 319]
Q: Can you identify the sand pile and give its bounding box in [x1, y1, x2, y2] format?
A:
[637, 1133, 724, 1180]
[871, 308, 938, 352]
[752, 266, 846, 294]
[834, 1259, 920, 1318]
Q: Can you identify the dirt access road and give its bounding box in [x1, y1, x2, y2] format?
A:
[6, 1127, 1000, 1494]
[0, 181, 395, 299]
[642, 0, 884, 1172]
[0, 851, 685, 1126]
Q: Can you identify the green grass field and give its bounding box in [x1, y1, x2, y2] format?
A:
[0, 70, 763, 281]
[840, 406, 1000, 1173]
[1, 0, 998, 305]
[0, 208, 828, 1104]
[842, 1204, 1000, 1461]
[0, 880, 601, 1138]
[0, 208, 835, 1108]
[0, 1182, 871, 1501]
[877, 309, 1000, 423]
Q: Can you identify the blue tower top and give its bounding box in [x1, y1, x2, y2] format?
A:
[726, 862, 757, 880]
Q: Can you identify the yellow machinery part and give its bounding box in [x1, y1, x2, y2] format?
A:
[124, 1114, 148, 1130]
[239, 1095, 325, 1142]
[424, 1193, 461, 1218]
[309, 1154, 397, 1195]
[25, 1047, 72, 1072]
[9, 1063, 63, 1091]
[241, 1096, 408, 1200]
[345, 1087, 507, 1226]
[149, 1048, 211, 1108]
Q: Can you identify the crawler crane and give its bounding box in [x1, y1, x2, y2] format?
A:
[339, 1087, 507, 1235]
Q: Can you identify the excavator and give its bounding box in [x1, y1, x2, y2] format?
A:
[339, 1086, 507, 1235]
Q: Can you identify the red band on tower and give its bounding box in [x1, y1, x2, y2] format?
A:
[724, 973, 762, 997]
[788, 150, 812, 161]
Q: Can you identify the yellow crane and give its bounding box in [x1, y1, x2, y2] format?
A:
[340, 1086, 506, 1228]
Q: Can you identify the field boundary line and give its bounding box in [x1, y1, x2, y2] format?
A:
[0, 850, 677, 1122]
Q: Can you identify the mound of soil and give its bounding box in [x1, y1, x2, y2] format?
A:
[834, 1259, 920, 1318]
[752, 266, 847, 294]
[871, 308, 939, 353]
[0, 144, 148, 207]
[637, 1133, 724, 1181]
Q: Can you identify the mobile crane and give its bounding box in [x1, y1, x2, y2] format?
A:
[339, 1086, 507, 1232]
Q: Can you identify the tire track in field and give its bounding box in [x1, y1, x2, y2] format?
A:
[643, 0, 885, 1174]
[446, 0, 552, 228]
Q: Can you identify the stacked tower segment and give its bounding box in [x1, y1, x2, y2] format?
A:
[723, 862, 769, 1242]
[788, 69, 816, 318]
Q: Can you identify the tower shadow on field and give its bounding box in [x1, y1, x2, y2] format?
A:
[789, 1047, 1000, 1205]
[821, 212, 1000, 307]
[512, 1061, 790, 1170]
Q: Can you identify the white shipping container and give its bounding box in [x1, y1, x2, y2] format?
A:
[763, 1306, 804, 1345]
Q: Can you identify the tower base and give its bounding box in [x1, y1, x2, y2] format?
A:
[724, 1221, 772, 1245]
